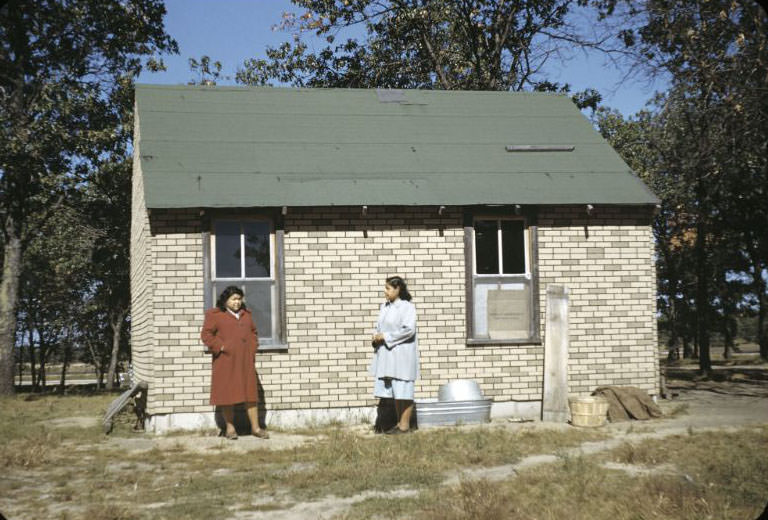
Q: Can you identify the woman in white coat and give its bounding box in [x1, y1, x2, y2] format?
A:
[370, 276, 419, 434]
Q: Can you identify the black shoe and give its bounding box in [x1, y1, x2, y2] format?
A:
[385, 426, 411, 435]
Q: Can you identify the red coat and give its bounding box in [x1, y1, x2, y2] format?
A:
[201, 308, 260, 406]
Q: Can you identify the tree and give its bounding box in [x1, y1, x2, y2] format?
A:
[235, 0, 604, 109]
[0, 0, 177, 395]
[85, 154, 132, 390]
[599, 0, 768, 369]
[597, 106, 695, 360]
[188, 55, 226, 85]
[16, 202, 96, 390]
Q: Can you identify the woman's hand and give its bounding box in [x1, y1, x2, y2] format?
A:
[371, 334, 385, 350]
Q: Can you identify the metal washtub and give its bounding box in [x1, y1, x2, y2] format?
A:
[415, 398, 493, 427]
[415, 379, 492, 428]
[437, 379, 484, 402]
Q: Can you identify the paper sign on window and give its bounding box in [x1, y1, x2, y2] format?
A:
[487, 288, 529, 339]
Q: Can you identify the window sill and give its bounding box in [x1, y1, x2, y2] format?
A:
[258, 344, 289, 352]
[466, 337, 541, 347]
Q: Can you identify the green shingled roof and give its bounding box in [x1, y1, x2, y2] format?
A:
[134, 85, 658, 208]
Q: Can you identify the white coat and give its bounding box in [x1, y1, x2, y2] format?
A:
[369, 298, 420, 381]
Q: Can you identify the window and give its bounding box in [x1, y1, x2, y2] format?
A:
[474, 219, 527, 275]
[466, 214, 539, 343]
[206, 217, 286, 348]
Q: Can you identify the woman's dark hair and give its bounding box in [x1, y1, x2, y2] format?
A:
[216, 285, 247, 311]
[385, 276, 412, 301]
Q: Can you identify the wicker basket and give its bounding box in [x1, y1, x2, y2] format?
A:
[569, 396, 609, 427]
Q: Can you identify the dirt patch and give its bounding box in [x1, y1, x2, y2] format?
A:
[105, 431, 323, 454]
[665, 364, 768, 398]
[232, 488, 420, 520]
[601, 461, 679, 477]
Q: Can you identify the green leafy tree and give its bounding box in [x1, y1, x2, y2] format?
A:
[16, 203, 97, 390]
[597, 106, 696, 360]
[84, 153, 133, 390]
[0, 0, 177, 395]
[600, 0, 768, 368]
[188, 55, 226, 85]
[14, 87, 135, 392]
[236, 0, 604, 108]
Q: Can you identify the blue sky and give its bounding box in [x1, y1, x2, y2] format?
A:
[141, 0, 665, 116]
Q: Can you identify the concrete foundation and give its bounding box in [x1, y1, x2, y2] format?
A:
[143, 400, 543, 433]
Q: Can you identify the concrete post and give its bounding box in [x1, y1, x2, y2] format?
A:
[542, 284, 569, 422]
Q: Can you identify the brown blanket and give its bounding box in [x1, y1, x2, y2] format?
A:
[593, 386, 663, 422]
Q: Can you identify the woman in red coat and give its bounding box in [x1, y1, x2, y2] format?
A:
[201, 286, 269, 440]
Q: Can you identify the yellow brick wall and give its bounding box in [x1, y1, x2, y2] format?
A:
[143, 210, 206, 414]
[130, 205, 659, 416]
[267, 206, 466, 409]
[129, 114, 154, 390]
[537, 206, 659, 395]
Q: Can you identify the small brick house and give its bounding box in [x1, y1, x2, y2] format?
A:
[131, 85, 660, 432]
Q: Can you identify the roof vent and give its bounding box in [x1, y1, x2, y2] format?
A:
[506, 145, 575, 152]
[376, 89, 407, 103]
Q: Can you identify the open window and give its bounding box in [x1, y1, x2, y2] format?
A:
[465, 211, 539, 344]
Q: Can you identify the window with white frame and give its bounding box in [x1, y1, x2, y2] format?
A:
[469, 216, 537, 342]
[208, 218, 284, 346]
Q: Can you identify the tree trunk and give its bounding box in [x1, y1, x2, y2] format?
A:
[57, 361, 67, 394]
[683, 337, 692, 359]
[58, 341, 70, 395]
[106, 312, 124, 390]
[16, 351, 22, 386]
[85, 339, 103, 390]
[27, 328, 40, 390]
[0, 235, 22, 396]
[39, 352, 46, 389]
[666, 299, 680, 361]
[759, 294, 767, 361]
[28, 332, 36, 390]
[39, 335, 51, 390]
[757, 270, 767, 361]
[723, 317, 733, 360]
[744, 246, 767, 360]
[694, 219, 712, 374]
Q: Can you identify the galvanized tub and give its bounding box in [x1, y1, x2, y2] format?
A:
[415, 398, 493, 428]
[437, 379, 484, 402]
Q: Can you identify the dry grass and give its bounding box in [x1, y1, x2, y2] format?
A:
[0, 394, 602, 519]
[421, 477, 511, 520]
[605, 426, 768, 505]
[357, 426, 768, 520]
[277, 426, 603, 499]
[0, 392, 111, 470]
[2, 392, 767, 520]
